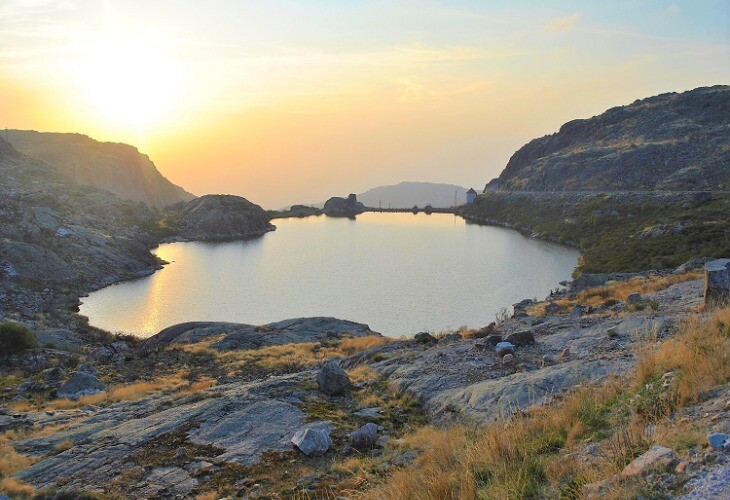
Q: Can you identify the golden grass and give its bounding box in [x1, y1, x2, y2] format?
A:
[356, 305, 730, 499]
[563, 272, 702, 308]
[0, 434, 36, 478]
[183, 377, 217, 393]
[208, 335, 391, 373]
[0, 477, 34, 498]
[635, 305, 730, 408]
[348, 365, 379, 383]
[38, 371, 191, 411]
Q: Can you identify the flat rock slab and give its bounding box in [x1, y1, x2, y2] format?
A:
[138, 466, 197, 497]
[371, 279, 703, 423]
[188, 400, 307, 465]
[146, 317, 380, 351]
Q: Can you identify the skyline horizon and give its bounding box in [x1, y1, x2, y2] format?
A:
[2, 1, 729, 207]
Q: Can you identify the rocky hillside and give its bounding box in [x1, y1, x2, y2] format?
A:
[3, 130, 195, 208]
[496, 85, 729, 192]
[0, 138, 274, 327]
[0, 137, 164, 322]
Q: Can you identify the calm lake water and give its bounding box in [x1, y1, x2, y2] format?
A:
[80, 213, 579, 338]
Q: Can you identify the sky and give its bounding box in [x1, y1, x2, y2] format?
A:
[1, 0, 729, 208]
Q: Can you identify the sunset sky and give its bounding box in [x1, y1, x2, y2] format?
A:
[2, 0, 729, 208]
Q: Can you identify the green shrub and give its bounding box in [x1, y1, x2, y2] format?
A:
[0, 322, 39, 357]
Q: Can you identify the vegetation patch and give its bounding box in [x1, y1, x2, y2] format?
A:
[462, 192, 730, 274]
[350, 305, 730, 499]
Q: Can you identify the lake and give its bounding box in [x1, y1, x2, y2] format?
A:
[80, 212, 579, 337]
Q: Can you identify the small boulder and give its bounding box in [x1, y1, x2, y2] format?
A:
[607, 327, 620, 339]
[291, 427, 332, 456]
[627, 292, 642, 304]
[414, 332, 436, 344]
[42, 366, 65, 384]
[502, 353, 515, 365]
[57, 371, 105, 400]
[317, 361, 350, 395]
[504, 330, 535, 347]
[622, 445, 677, 476]
[351, 423, 379, 450]
[476, 334, 502, 348]
[544, 302, 561, 315]
[707, 432, 729, 451]
[494, 342, 515, 357]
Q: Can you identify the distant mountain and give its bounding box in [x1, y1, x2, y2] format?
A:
[2, 130, 195, 207]
[496, 85, 730, 192]
[357, 181, 471, 208]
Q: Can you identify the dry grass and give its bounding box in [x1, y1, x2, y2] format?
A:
[635, 305, 730, 411]
[0, 433, 37, 478]
[206, 335, 390, 373]
[565, 272, 701, 308]
[356, 305, 729, 499]
[0, 477, 35, 498]
[348, 365, 379, 383]
[183, 377, 217, 393]
[38, 371, 191, 411]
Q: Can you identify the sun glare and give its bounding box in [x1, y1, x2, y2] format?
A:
[73, 32, 184, 128]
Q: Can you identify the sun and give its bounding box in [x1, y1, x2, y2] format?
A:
[73, 32, 184, 128]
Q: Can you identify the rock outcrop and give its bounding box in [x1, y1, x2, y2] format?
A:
[323, 194, 365, 217]
[145, 317, 380, 352]
[317, 361, 350, 395]
[176, 194, 275, 241]
[704, 259, 730, 305]
[3, 130, 194, 208]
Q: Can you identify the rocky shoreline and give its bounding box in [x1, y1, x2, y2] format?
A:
[1, 251, 728, 497]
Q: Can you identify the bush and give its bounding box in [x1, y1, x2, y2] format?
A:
[0, 322, 39, 357]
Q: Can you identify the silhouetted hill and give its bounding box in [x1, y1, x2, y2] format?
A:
[3, 130, 195, 207]
[497, 85, 730, 192]
[357, 181, 469, 208]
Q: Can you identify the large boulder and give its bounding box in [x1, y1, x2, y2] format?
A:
[323, 194, 366, 217]
[177, 194, 275, 241]
[57, 371, 105, 399]
[291, 427, 332, 456]
[350, 423, 378, 450]
[704, 259, 730, 306]
[317, 361, 350, 395]
[504, 330, 535, 347]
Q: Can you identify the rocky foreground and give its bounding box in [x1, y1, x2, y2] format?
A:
[1, 264, 728, 498]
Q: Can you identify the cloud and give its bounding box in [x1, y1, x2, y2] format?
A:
[544, 13, 583, 33]
[667, 4, 681, 14]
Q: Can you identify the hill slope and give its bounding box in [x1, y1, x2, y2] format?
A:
[3, 130, 195, 207]
[497, 85, 729, 192]
[358, 181, 469, 208]
[464, 86, 730, 273]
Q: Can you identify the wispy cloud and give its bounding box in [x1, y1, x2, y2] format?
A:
[544, 13, 583, 33]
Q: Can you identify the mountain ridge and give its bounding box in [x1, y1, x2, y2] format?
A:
[495, 85, 730, 192]
[2, 129, 195, 208]
[357, 181, 470, 208]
